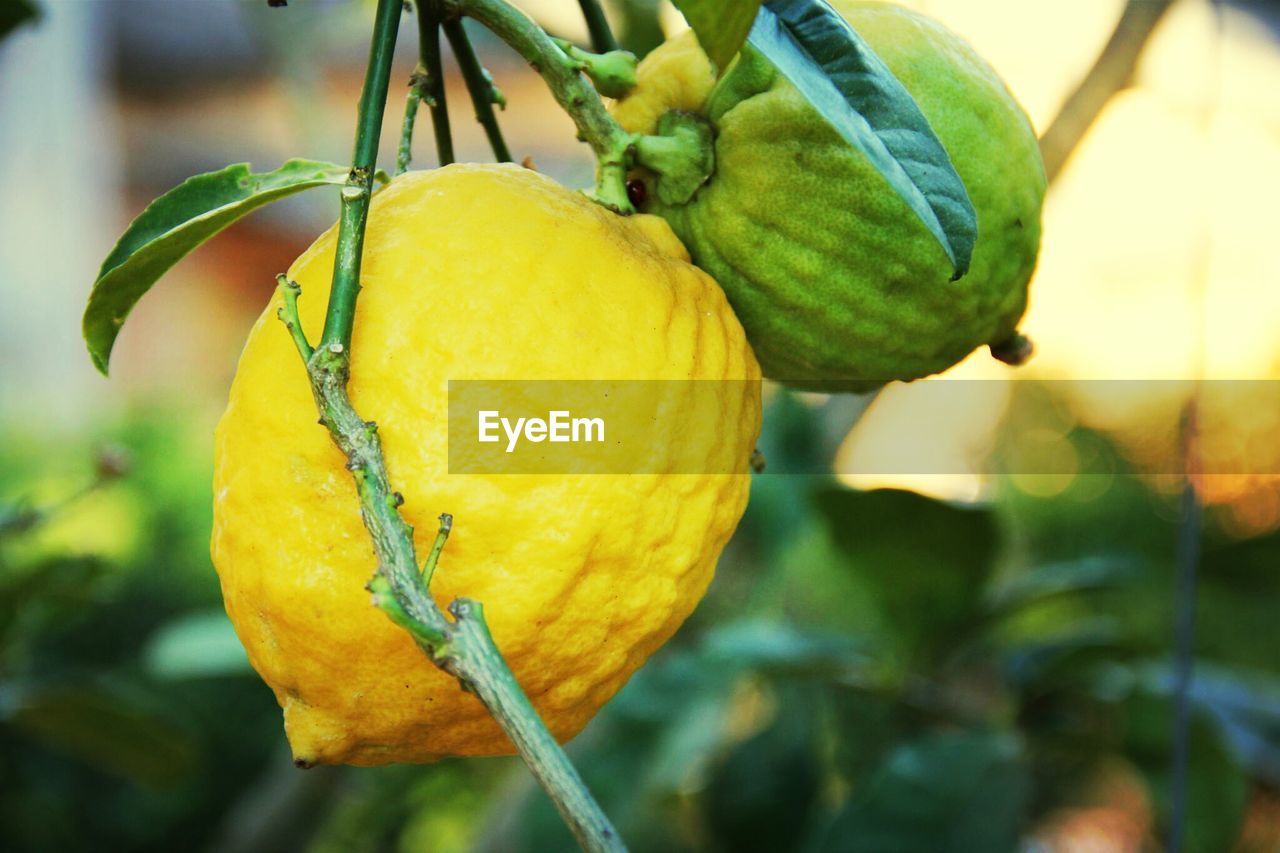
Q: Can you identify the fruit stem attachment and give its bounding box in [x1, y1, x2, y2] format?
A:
[576, 0, 618, 54]
[452, 0, 636, 213]
[443, 17, 513, 162]
[633, 112, 715, 205]
[290, 2, 626, 849]
[399, 0, 454, 173]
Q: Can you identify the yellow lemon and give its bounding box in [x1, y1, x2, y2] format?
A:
[211, 164, 760, 765]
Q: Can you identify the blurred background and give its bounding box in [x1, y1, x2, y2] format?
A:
[2, 0, 1279, 850]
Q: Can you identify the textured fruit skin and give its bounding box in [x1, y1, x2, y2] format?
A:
[612, 2, 1046, 392]
[211, 164, 761, 765]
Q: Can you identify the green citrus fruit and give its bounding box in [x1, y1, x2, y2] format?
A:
[212, 164, 760, 765]
[612, 1, 1046, 392]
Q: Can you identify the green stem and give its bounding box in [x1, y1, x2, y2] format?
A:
[286, 2, 626, 849]
[454, 0, 636, 213]
[443, 18, 512, 162]
[398, 79, 424, 175]
[399, 2, 455, 173]
[420, 511, 452, 585]
[282, 287, 625, 851]
[409, 0, 455, 169]
[295, 336, 627, 852]
[318, 0, 403, 351]
[276, 275, 315, 359]
[447, 598, 625, 851]
[576, 0, 618, 53]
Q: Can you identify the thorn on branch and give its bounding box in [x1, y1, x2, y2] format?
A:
[481, 69, 507, 109]
[448, 596, 479, 621]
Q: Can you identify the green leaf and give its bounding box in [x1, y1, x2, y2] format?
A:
[1123, 690, 1250, 853]
[703, 620, 872, 678]
[746, 0, 975, 277]
[82, 159, 352, 375]
[6, 684, 197, 787]
[986, 556, 1141, 614]
[1193, 530, 1280, 670]
[703, 694, 821, 853]
[819, 730, 1030, 852]
[1128, 660, 1280, 787]
[670, 0, 763, 74]
[144, 610, 253, 679]
[0, 0, 39, 42]
[813, 487, 998, 664]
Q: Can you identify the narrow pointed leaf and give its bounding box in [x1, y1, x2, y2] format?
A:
[748, 0, 975, 276]
[83, 159, 353, 375]
[670, 0, 763, 74]
[0, 0, 40, 42]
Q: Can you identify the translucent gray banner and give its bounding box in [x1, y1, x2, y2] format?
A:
[446, 380, 1279, 475]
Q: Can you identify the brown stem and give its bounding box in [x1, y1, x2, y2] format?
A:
[1038, 0, 1176, 184]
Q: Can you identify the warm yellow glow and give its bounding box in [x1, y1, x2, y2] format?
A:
[837, 0, 1280, 517]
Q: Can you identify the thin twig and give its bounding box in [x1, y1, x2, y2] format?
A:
[1168, 401, 1202, 853]
[399, 1, 454, 172]
[398, 79, 425, 175]
[443, 18, 512, 162]
[576, 0, 617, 53]
[316, 0, 403, 350]
[1038, 0, 1175, 184]
[455, 0, 636, 212]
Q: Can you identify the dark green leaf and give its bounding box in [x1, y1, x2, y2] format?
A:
[0, 0, 39, 42]
[703, 620, 872, 679]
[986, 556, 1141, 614]
[144, 611, 252, 679]
[747, 0, 975, 276]
[703, 696, 821, 853]
[1002, 618, 1133, 692]
[670, 0, 763, 73]
[83, 159, 352, 375]
[6, 684, 197, 787]
[1194, 530, 1280, 670]
[813, 487, 998, 663]
[0, 555, 109, 646]
[1123, 690, 1249, 853]
[1129, 660, 1280, 787]
[819, 730, 1029, 852]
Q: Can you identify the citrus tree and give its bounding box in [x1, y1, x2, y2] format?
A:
[76, 1, 1043, 849]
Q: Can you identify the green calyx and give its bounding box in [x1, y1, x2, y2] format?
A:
[632, 111, 715, 206]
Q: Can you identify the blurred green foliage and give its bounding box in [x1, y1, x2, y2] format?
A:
[2, 385, 1279, 852]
